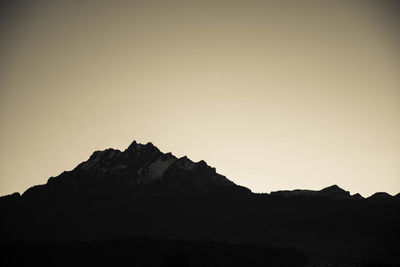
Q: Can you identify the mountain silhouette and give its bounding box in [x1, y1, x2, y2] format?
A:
[270, 184, 352, 199]
[22, 141, 248, 199]
[1, 140, 399, 266]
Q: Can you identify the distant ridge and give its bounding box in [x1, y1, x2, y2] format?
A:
[270, 184, 353, 199]
[270, 185, 400, 202]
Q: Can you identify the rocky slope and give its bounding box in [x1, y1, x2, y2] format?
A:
[20, 141, 247, 202]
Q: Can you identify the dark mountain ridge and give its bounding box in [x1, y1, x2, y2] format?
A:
[270, 184, 398, 201]
[20, 141, 247, 201]
[1, 140, 399, 266]
[3, 140, 395, 201]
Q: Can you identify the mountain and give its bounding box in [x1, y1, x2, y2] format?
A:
[271, 184, 365, 200]
[22, 141, 249, 201]
[270, 184, 351, 199]
[368, 192, 394, 202]
[1, 140, 399, 266]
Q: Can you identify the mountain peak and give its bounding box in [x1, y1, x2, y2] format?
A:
[21, 140, 245, 199]
[145, 142, 154, 147]
[319, 184, 350, 198]
[322, 184, 341, 191]
[127, 140, 138, 149]
[125, 140, 146, 152]
[368, 192, 393, 202]
[351, 193, 364, 200]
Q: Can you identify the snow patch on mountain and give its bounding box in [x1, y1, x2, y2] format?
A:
[137, 156, 177, 183]
[147, 157, 177, 181]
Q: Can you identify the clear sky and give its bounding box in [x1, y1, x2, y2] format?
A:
[1, 0, 399, 197]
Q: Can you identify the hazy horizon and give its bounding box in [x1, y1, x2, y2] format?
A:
[1, 0, 399, 197]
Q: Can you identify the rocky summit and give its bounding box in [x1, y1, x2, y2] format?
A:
[21, 141, 249, 202]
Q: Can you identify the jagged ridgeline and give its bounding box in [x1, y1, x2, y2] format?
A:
[19, 141, 250, 201]
[1, 140, 399, 266]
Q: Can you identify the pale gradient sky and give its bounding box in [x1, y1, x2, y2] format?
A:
[1, 0, 399, 197]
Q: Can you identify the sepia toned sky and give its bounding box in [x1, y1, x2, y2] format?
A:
[0, 0, 399, 197]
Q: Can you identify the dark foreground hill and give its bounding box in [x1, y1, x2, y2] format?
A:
[0, 237, 306, 267]
[1, 141, 399, 266]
